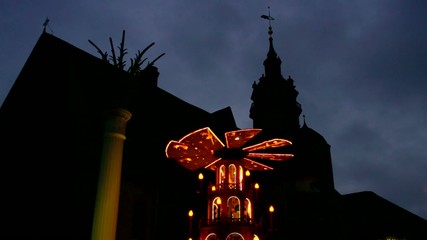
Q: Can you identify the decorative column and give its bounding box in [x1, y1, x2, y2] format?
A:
[91, 109, 132, 240]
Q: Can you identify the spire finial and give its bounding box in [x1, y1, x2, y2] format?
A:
[302, 114, 308, 127]
[42, 17, 53, 34]
[261, 6, 275, 37]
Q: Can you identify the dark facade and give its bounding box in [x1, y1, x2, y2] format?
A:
[0, 32, 235, 239]
[0, 30, 426, 240]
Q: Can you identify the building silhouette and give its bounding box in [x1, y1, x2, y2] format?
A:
[0, 24, 426, 239]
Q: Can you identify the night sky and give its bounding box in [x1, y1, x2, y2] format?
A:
[1, 1, 426, 220]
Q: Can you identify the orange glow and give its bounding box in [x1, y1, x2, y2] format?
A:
[179, 158, 192, 163]
[245, 170, 250, 176]
[253, 235, 260, 240]
[269, 205, 274, 212]
[211, 186, 216, 191]
[188, 210, 194, 217]
[172, 143, 188, 150]
[198, 173, 204, 180]
[216, 198, 222, 205]
[255, 183, 259, 189]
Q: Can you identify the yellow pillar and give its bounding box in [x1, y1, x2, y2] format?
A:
[91, 109, 132, 240]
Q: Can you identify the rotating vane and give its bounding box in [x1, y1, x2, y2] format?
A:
[165, 127, 293, 171]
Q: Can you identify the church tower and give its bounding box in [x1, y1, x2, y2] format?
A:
[249, 11, 302, 137]
[249, 8, 335, 192]
[248, 10, 338, 239]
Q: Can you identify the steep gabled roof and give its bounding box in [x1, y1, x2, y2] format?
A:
[0, 31, 237, 239]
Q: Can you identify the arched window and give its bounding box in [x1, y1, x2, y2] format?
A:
[225, 232, 244, 240]
[219, 165, 226, 189]
[244, 198, 252, 222]
[205, 233, 218, 240]
[227, 196, 240, 220]
[239, 166, 244, 190]
[212, 197, 222, 221]
[228, 164, 236, 189]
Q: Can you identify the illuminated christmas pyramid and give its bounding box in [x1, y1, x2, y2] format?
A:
[165, 127, 293, 240]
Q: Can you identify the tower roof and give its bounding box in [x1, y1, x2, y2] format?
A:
[261, 7, 282, 78]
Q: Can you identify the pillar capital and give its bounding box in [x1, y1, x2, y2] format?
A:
[108, 108, 132, 122]
[104, 108, 132, 139]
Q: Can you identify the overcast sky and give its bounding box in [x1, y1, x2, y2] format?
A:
[1, 1, 426, 220]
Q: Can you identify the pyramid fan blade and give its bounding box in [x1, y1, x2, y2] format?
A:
[242, 158, 273, 171]
[243, 138, 292, 152]
[165, 140, 189, 159]
[225, 128, 262, 149]
[180, 127, 224, 151]
[165, 140, 212, 160]
[247, 152, 294, 161]
[165, 140, 221, 171]
[165, 127, 226, 171]
[176, 156, 219, 171]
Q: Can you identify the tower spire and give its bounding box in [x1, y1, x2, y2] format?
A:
[260, 6, 280, 78]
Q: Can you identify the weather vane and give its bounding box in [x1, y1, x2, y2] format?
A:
[261, 6, 275, 36]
